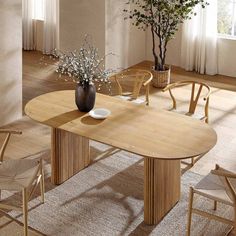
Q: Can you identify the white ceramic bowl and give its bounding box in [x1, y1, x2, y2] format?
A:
[89, 108, 111, 120]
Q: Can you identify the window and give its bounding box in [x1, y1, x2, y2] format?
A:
[218, 0, 236, 37]
[32, 0, 44, 20]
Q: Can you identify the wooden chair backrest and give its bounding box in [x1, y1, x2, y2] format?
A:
[112, 69, 153, 99]
[0, 130, 22, 162]
[163, 80, 211, 115]
[211, 164, 236, 204]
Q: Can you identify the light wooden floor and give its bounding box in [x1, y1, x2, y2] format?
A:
[0, 51, 236, 235]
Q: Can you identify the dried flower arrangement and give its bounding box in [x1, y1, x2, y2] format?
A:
[54, 35, 114, 91]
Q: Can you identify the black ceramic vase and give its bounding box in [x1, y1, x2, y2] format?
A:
[75, 83, 96, 112]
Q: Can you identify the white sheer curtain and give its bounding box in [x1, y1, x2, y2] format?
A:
[43, 0, 58, 54]
[181, 0, 218, 75]
[22, 0, 58, 54]
[22, 0, 36, 50]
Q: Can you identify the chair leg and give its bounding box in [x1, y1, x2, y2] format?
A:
[40, 164, 45, 203]
[233, 206, 236, 236]
[191, 158, 195, 167]
[22, 188, 28, 236]
[187, 187, 194, 236]
[146, 85, 149, 106]
[213, 200, 217, 211]
[205, 114, 209, 124]
[225, 227, 234, 236]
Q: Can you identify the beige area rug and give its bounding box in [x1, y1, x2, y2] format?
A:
[0, 141, 233, 236]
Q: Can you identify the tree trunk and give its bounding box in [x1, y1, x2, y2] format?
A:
[161, 40, 168, 71]
[151, 26, 159, 70]
[159, 37, 164, 71]
[159, 37, 167, 71]
[158, 13, 164, 71]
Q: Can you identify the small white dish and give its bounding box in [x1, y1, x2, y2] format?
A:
[89, 108, 111, 120]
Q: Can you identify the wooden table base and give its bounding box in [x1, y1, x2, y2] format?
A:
[51, 128, 181, 223]
[144, 157, 181, 225]
[51, 128, 90, 185]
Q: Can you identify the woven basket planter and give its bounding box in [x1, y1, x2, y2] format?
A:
[152, 66, 171, 88]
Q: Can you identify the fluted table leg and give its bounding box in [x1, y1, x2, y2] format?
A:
[144, 157, 181, 225]
[51, 128, 90, 185]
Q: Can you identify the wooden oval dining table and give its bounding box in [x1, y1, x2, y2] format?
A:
[25, 90, 217, 225]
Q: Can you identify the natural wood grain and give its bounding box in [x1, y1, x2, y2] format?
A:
[25, 90, 217, 160]
[25, 89, 217, 225]
[51, 128, 90, 184]
[187, 187, 194, 236]
[144, 157, 180, 225]
[23, 188, 28, 236]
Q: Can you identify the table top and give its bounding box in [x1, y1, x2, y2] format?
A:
[25, 90, 217, 160]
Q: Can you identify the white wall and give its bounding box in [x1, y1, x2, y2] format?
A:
[59, 0, 146, 70]
[0, 0, 22, 126]
[105, 0, 146, 69]
[59, 0, 106, 55]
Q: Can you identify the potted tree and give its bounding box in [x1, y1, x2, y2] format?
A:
[124, 0, 208, 88]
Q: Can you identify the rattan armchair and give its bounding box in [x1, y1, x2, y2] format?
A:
[163, 80, 211, 123]
[112, 69, 153, 106]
